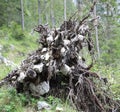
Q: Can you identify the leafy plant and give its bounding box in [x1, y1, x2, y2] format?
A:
[9, 22, 25, 40]
[0, 87, 23, 112]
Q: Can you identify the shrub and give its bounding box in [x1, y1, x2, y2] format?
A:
[9, 22, 25, 40]
[0, 87, 24, 112]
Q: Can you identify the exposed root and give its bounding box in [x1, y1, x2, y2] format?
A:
[0, 3, 119, 111]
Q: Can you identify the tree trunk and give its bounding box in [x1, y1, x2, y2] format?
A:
[106, 3, 110, 38]
[38, 0, 41, 24]
[64, 0, 67, 21]
[20, 0, 25, 30]
[50, 0, 55, 27]
[76, 0, 82, 16]
[44, 0, 49, 23]
[93, 1, 100, 58]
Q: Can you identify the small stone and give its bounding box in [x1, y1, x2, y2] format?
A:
[56, 107, 63, 112]
[37, 101, 51, 110]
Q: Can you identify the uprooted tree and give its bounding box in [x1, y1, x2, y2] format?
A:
[0, 2, 119, 112]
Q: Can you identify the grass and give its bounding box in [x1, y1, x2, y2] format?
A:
[0, 64, 12, 80]
[92, 62, 120, 100]
[0, 29, 39, 77]
[0, 33, 38, 63]
[0, 86, 24, 112]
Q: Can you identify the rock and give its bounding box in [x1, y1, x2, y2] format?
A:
[63, 39, 70, 46]
[56, 107, 63, 112]
[46, 35, 53, 44]
[18, 72, 26, 83]
[33, 63, 44, 73]
[29, 81, 50, 96]
[0, 54, 16, 67]
[40, 52, 50, 61]
[41, 48, 47, 53]
[0, 54, 4, 63]
[60, 64, 71, 75]
[0, 45, 3, 51]
[37, 101, 51, 110]
[77, 34, 84, 41]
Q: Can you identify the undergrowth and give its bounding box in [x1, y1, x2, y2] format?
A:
[0, 86, 76, 112]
